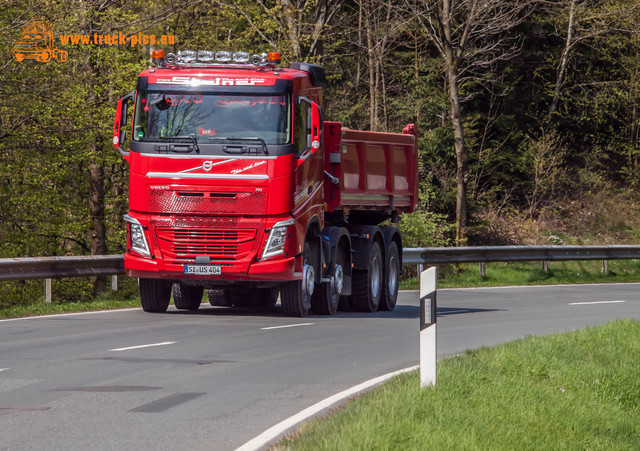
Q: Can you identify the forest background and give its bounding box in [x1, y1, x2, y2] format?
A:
[2, 0, 640, 303]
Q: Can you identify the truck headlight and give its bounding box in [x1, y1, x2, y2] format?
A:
[124, 214, 151, 257]
[261, 218, 295, 260]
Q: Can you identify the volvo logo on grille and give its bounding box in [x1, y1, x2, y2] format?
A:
[202, 161, 213, 172]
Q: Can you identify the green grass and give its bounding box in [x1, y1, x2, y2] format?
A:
[400, 259, 640, 290]
[277, 319, 640, 450]
[0, 290, 141, 319]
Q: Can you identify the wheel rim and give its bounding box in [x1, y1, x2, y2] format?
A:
[333, 264, 344, 295]
[371, 253, 381, 297]
[388, 254, 398, 296]
[303, 260, 315, 298]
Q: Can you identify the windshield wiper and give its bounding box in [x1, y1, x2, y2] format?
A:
[204, 137, 268, 155]
[157, 135, 200, 153]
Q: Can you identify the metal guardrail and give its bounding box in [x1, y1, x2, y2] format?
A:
[2, 245, 640, 301]
[402, 245, 640, 265]
[0, 255, 124, 281]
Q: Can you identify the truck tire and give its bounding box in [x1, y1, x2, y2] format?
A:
[172, 284, 203, 310]
[311, 245, 345, 315]
[257, 287, 279, 308]
[281, 242, 313, 317]
[229, 284, 254, 308]
[139, 278, 171, 313]
[350, 241, 382, 312]
[208, 289, 232, 307]
[379, 241, 399, 311]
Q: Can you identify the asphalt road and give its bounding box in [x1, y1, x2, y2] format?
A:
[1, 283, 639, 450]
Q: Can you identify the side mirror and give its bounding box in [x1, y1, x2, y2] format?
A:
[297, 96, 323, 161]
[113, 91, 135, 158]
[310, 101, 322, 150]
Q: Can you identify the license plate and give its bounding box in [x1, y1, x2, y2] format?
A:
[184, 265, 222, 275]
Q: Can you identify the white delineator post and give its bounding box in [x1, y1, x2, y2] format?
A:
[420, 267, 437, 387]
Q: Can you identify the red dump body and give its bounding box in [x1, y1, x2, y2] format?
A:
[323, 122, 418, 214]
[115, 52, 418, 316]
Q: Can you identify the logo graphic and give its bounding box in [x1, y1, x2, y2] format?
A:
[12, 18, 68, 63]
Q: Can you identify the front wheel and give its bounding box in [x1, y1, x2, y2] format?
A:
[139, 278, 171, 313]
[172, 284, 203, 310]
[281, 242, 313, 317]
[257, 287, 279, 308]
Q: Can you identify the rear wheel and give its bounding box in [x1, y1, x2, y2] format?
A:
[379, 241, 399, 311]
[172, 284, 203, 310]
[281, 242, 314, 317]
[350, 241, 382, 312]
[139, 278, 171, 313]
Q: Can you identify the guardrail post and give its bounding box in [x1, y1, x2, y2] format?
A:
[542, 261, 549, 273]
[417, 263, 423, 278]
[602, 260, 608, 275]
[111, 275, 118, 291]
[479, 262, 486, 277]
[45, 278, 52, 303]
[420, 267, 437, 388]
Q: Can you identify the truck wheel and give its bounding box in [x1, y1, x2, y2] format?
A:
[139, 278, 171, 313]
[281, 242, 313, 317]
[229, 284, 254, 308]
[257, 287, 279, 308]
[379, 241, 399, 311]
[208, 289, 232, 307]
[350, 241, 382, 312]
[172, 284, 203, 310]
[311, 248, 345, 315]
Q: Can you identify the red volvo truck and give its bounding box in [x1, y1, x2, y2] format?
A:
[113, 49, 418, 317]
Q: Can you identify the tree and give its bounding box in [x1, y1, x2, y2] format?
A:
[412, 0, 536, 244]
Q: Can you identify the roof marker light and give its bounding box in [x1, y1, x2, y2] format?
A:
[151, 49, 164, 59]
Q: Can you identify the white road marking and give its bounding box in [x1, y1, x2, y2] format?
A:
[569, 300, 627, 305]
[260, 323, 315, 331]
[109, 341, 175, 352]
[235, 365, 418, 451]
[0, 368, 9, 372]
[0, 308, 139, 322]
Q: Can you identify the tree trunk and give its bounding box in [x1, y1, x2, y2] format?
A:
[80, 2, 108, 294]
[442, 0, 468, 245]
[549, 0, 576, 118]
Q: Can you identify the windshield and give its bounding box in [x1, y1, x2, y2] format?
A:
[133, 91, 290, 145]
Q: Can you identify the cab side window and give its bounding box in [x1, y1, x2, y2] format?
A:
[294, 99, 311, 157]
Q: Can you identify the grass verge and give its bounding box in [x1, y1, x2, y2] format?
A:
[400, 259, 640, 290]
[276, 319, 640, 450]
[0, 291, 141, 319]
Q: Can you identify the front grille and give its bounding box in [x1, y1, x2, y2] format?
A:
[156, 228, 257, 262]
[147, 190, 267, 215]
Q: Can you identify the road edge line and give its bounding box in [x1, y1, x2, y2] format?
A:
[235, 365, 418, 451]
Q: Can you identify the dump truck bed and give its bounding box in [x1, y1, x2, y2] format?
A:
[323, 121, 418, 214]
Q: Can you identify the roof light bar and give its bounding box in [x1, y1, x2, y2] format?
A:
[160, 49, 280, 67]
